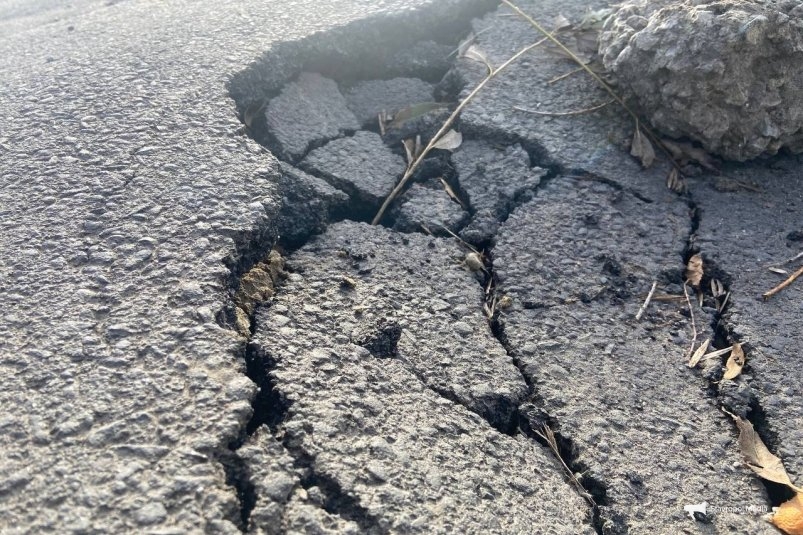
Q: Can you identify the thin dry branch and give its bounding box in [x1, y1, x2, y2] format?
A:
[635, 280, 658, 321]
[763, 264, 803, 300]
[547, 66, 584, 84]
[534, 424, 595, 506]
[371, 36, 550, 225]
[514, 99, 614, 117]
[683, 282, 698, 358]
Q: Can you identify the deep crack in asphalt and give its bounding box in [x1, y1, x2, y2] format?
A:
[220, 1, 791, 532]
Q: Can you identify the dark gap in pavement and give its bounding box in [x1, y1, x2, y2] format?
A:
[681, 192, 791, 509]
[292, 451, 389, 535]
[215, 447, 258, 531]
[564, 169, 655, 204]
[221, 2, 503, 530]
[228, 0, 498, 157]
[482, 252, 606, 535]
[244, 341, 288, 435]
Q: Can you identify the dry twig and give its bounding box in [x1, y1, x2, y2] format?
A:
[513, 99, 614, 117]
[534, 424, 595, 505]
[635, 280, 658, 321]
[763, 264, 803, 300]
[372, 36, 550, 225]
[682, 282, 698, 358]
[499, 0, 684, 173]
[547, 66, 584, 84]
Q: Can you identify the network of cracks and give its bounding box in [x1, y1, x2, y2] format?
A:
[217, 2, 800, 534]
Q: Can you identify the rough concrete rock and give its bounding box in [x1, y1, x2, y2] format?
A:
[492, 175, 775, 533]
[300, 130, 406, 207]
[275, 162, 349, 246]
[265, 72, 360, 162]
[599, 0, 803, 161]
[391, 183, 469, 234]
[452, 140, 545, 245]
[345, 77, 435, 127]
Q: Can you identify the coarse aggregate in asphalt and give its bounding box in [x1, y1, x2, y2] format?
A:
[2, 0, 802, 533]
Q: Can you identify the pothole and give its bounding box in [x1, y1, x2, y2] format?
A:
[216, 1, 786, 533]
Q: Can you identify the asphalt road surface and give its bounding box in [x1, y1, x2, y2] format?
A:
[1, 0, 802, 534]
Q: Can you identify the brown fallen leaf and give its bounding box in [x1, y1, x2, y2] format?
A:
[688, 339, 710, 368]
[440, 178, 466, 209]
[666, 167, 687, 194]
[630, 124, 655, 168]
[723, 343, 746, 380]
[685, 254, 703, 287]
[772, 493, 803, 535]
[661, 138, 719, 173]
[730, 413, 803, 492]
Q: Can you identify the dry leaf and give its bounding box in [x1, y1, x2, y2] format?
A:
[772, 493, 803, 535]
[463, 44, 493, 72]
[666, 167, 687, 193]
[710, 279, 725, 298]
[769, 267, 790, 275]
[685, 254, 703, 287]
[688, 339, 710, 368]
[402, 138, 415, 167]
[440, 178, 466, 209]
[661, 138, 719, 173]
[630, 125, 655, 168]
[730, 414, 802, 492]
[553, 13, 571, 30]
[723, 343, 746, 380]
[431, 129, 463, 151]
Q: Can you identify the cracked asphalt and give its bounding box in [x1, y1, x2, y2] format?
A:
[1, 0, 802, 534]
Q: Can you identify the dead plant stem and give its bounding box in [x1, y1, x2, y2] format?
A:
[371, 36, 549, 225]
[763, 264, 803, 300]
[635, 280, 658, 321]
[514, 99, 614, 117]
[682, 282, 698, 357]
[500, 0, 683, 172]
